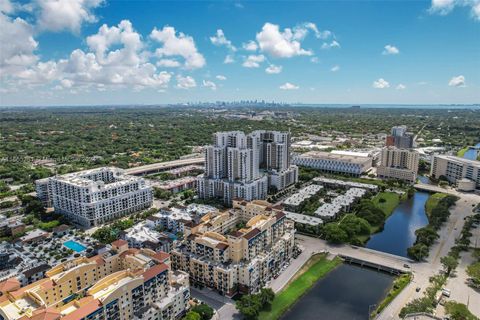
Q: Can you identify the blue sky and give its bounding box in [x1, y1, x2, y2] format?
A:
[0, 0, 479, 106]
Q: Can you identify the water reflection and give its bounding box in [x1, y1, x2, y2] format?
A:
[366, 191, 430, 257]
[281, 264, 394, 320]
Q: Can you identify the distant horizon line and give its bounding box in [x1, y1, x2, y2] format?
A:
[0, 103, 479, 109]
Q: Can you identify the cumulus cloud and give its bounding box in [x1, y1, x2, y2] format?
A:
[151, 26, 206, 69]
[156, 59, 181, 67]
[256, 22, 313, 58]
[0, 12, 38, 73]
[448, 75, 466, 87]
[396, 84, 406, 90]
[242, 54, 265, 68]
[265, 64, 282, 74]
[203, 79, 217, 90]
[297, 22, 332, 40]
[176, 75, 196, 89]
[321, 40, 340, 49]
[383, 45, 400, 55]
[216, 75, 227, 80]
[224, 55, 235, 64]
[210, 29, 236, 51]
[279, 82, 299, 90]
[2, 20, 178, 92]
[243, 40, 258, 51]
[429, 0, 480, 20]
[372, 78, 390, 89]
[36, 0, 103, 33]
[330, 65, 340, 72]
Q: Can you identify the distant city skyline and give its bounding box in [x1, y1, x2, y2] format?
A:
[1, 0, 479, 106]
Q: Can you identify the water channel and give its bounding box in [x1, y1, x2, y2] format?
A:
[281, 264, 394, 320]
[283, 191, 431, 318]
[463, 142, 480, 161]
[366, 191, 430, 257]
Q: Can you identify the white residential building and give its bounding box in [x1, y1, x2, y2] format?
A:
[283, 185, 323, 210]
[35, 167, 153, 227]
[293, 151, 372, 177]
[431, 155, 480, 189]
[198, 130, 298, 204]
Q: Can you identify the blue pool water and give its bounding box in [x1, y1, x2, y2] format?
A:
[63, 240, 87, 252]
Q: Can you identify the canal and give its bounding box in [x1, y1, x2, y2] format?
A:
[463, 142, 480, 161]
[281, 264, 394, 320]
[366, 191, 430, 257]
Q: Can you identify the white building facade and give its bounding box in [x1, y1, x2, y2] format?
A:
[431, 155, 480, 189]
[35, 167, 153, 227]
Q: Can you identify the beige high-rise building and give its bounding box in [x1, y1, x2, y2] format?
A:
[377, 147, 419, 182]
[171, 200, 295, 297]
[0, 241, 189, 320]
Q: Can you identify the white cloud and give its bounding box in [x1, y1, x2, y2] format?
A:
[224, 55, 235, 64]
[265, 64, 282, 74]
[256, 22, 313, 58]
[2, 20, 173, 92]
[242, 40, 258, 51]
[176, 75, 196, 89]
[321, 40, 340, 50]
[151, 26, 206, 69]
[0, 0, 15, 14]
[396, 84, 406, 90]
[372, 78, 390, 89]
[290, 22, 332, 41]
[429, 0, 480, 20]
[448, 75, 466, 87]
[0, 12, 38, 73]
[330, 65, 340, 72]
[310, 57, 319, 63]
[210, 29, 236, 51]
[156, 59, 181, 67]
[36, 0, 103, 33]
[216, 75, 227, 80]
[279, 82, 299, 90]
[383, 45, 400, 55]
[242, 54, 265, 68]
[203, 79, 217, 90]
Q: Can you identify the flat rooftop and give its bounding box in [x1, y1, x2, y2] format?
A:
[298, 151, 372, 164]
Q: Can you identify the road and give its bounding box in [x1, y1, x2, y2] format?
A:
[377, 191, 480, 319]
[124, 157, 204, 175]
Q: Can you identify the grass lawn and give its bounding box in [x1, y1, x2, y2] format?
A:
[457, 146, 469, 157]
[425, 193, 448, 217]
[373, 192, 401, 217]
[258, 254, 342, 320]
[371, 273, 412, 318]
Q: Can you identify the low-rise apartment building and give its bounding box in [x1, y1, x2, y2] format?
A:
[293, 151, 372, 177]
[171, 200, 295, 297]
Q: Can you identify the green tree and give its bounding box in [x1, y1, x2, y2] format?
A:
[183, 311, 201, 320]
[323, 223, 349, 244]
[191, 304, 214, 320]
[444, 301, 479, 320]
[440, 255, 459, 275]
[258, 288, 275, 307]
[466, 262, 480, 286]
[407, 243, 429, 261]
[399, 297, 434, 318]
[236, 294, 262, 320]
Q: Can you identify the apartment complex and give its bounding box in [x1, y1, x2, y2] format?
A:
[0, 240, 189, 320]
[385, 125, 414, 149]
[35, 167, 153, 227]
[197, 131, 298, 204]
[171, 200, 295, 297]
[293, 151, 373, 177]
[431, 155, 480, 190]
[377, 147, 419, 182]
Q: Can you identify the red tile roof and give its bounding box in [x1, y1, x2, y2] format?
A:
[62, 298, 102, 320]
[111, 239, 128, 247]
[243, 228, 261, 240]
[0, 277, 20, 293]
[142, 263, 169, 282]
[151, 252, 170, 263]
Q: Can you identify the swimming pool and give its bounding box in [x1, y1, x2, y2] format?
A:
[63, 240, 87, 252]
